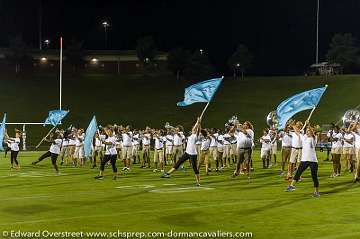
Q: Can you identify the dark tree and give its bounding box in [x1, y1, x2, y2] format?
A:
[5, 34, 31, 75]
[326, 33, 359, 73]
[183, 50, 215, 81]
[65, 38, 84, 74]
[228, 44, 253, 80]
[167, 48, 191, 81]
[136, 36, 158, 65]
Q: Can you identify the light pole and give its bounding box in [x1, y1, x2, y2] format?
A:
[199, 49, 204, 55]
[234, 63, 240, 80]
[102, 21, 110, 49]
[44, 39, 50, 48]
[316, 0, 320, 64]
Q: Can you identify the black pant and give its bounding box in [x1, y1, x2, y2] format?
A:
[100, 154, 117, 172]
[174, 152, 199, 174]
[293, 161, 319, 188]
[11, 150, 19, 166]
[38, 151, 59, 165]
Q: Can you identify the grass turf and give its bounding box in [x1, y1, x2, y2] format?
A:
[0, 150, 359, 239]
[1, 73, 360, 147]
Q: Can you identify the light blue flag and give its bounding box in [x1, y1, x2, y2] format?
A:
[177, 77, 223, 106]
[44, 110, 69, 126]
[0, 113, 6, 151]
[276, 86, 327, 129]
[84, 116, 98, 158]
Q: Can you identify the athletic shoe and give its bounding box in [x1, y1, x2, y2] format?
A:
[31, 161, 37, 165]
[312, 192, 320, 198]
[161, 173, 170, 178]
[196, 183, 201, 187]
[285, 185, 296, 192]
[94, 175, 104, 180]
[60, 161, 64, 166]
[153, 169, 158, 173]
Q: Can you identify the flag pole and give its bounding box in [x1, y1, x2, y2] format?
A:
[35, 126, 57, 149]
[59, 37, 63, 111]
[302, 106, 317, 131]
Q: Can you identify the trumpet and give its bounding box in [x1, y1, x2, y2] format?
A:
[342, 109, 360, 128]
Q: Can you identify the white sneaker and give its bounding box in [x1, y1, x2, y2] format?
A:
[153, 169, 158, 173]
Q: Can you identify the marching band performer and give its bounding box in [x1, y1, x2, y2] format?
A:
[286, 123, 320, 197]
[280, 126, 292, 174]
[161, 117, 202, 186]
[92, 130, 105, 169]
[342, 127, 355, 173]
[95, 127, 119, 180]
[198, 129, 211, 175]
[165, 130, 174, 166]
[122, 126, 133, 171]
[287, 121, 303, 180]
[351, 123, 360, 182]
[6, 129, 22, 169]
[132, 130, 141, 164]
[259, 129, 271, 169]
[32, 132, 63, 174]
[231, 122, 254, 179]
[74, 128, 85, 167]
[153, 130, 165, 172]
[141, 127, 152, 168]
[329, 125, 343, 177]
[172, 127, 184, 166]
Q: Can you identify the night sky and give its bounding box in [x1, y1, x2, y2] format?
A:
[1, 0, 360, 75]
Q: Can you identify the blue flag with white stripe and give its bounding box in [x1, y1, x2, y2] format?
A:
[44, 110, 69, 126]
[177, 77, 223, 106]
[276, 86, 327, 129]
[84, 116, 98, 158]
[0, 113, 6, 151]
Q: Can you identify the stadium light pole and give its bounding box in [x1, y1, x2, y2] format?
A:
[102, 21, 110, 49]
[315, 0, 320, 64]
[59, 37, 63, 111]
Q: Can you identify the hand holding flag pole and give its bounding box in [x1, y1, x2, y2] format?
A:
[36, 110, 69, 149]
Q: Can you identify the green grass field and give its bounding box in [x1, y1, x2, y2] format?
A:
[0, 150, 359, 239]
[1, 73, 360, 147]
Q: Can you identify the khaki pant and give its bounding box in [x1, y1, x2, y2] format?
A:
[122, 146, 133, 160]
[290, 148, 302, 163]
[223, 144, 231, 158]
[172, 145, 183, 162]
[354, 148, 360, 179]
[209, 146, 218, 160]
[198, 150, 209, 168]
[154, 148, 164, 163]
[282, 147, 292, 162]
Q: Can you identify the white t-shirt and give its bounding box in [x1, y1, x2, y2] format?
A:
[343, 133, 354, 148]
[142, 133, 151, 146]
[331, 132, 343, 149]
[9, 137, 20, 151]
[165, 135, 173, 146]
[201, 138, 211, 151]
[76, 134, 84, 147]
[186, 134, 198, 155]
[223, 133, 231, 145]
[235, 131, 252, 149]
[50, 138, 63, 154]
[210, 134, 218, 147]
[280, 131, 292, 147]
[105, 136, 117, 155]
[154, 136, 164, 150]
[173, 134, 182, 146]
[217, 134, 224, 149]
[122, 132, 133, 147]
[290, 132, 302, 148]
[260, 135, 271, 150]
[353, 131, 360, 149]
[301, 135, 317, 162]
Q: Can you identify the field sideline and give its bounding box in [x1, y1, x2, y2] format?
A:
[0, 150, 359, 239]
